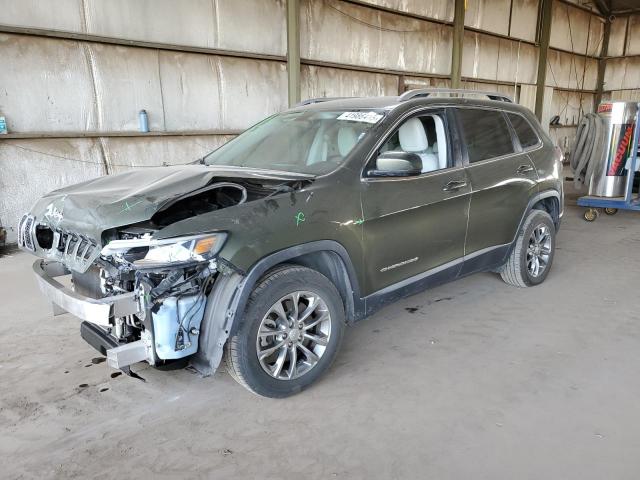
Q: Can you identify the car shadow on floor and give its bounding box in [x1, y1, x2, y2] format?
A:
[0, 244, 19, 258]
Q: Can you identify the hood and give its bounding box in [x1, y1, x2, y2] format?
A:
[30, 165, 313, 243]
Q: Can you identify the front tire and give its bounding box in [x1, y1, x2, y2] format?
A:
[500, 209, 556, 287]
[224, 265, 345, 398]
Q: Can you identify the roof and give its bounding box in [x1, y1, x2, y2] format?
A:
[288, 89, 533, 117]
[290, 96, 401, 111]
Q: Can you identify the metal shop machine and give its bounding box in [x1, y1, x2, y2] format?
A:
[577, 102, 640, 221]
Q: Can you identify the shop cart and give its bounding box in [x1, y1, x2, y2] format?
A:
[578, 103, 640, 221]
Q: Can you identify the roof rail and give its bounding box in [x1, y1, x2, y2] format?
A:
[295, 97, 350, 107]
[399, 88, 513, 103]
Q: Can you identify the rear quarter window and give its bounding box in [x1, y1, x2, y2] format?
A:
[507, 113, 540, 149]
[456, 108, 515, 163]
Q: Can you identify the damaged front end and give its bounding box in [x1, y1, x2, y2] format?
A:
[30, 230, 226, 373]
[19, 167, 310, 375]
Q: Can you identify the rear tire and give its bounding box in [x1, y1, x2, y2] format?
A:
[500, 210, 556, 287]
[224, 265, 345, 398]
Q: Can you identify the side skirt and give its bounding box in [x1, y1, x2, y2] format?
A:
[458, 244, 510, 277]
[357, 243, 510, 320]
[360, 259, 463, 319]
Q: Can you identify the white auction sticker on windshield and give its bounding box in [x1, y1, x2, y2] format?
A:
[337, 111, 383, 124]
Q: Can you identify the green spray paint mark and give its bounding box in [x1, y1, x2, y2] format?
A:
[295, 212, 306, 226]
[119, 200, 143, 214]
[353, 218, 364, 225]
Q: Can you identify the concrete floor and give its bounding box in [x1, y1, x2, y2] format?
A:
[1, 199, 640, 479]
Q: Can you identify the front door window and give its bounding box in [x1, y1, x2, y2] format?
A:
[377, 113, 450, 174]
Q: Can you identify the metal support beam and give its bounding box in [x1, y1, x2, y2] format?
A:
[595, 18, 612, 108]
[592, 0, 610, 17]
[534, 0, 553, 121]
[0, 130, 242, 140]
[451, 0, 465, 89]
[0, 24, 286, 63]
[286, 0, 301, 107]
[557, 0, 605, 18]
[622, 14, 630, 56]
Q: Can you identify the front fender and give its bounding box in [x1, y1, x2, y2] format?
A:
[191, 240, 362, 376]
[191, 271, 244, 376]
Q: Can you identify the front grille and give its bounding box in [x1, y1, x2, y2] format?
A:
[17, 215, 25, 246]
[59, 231, 99, 272]
[18, 214, 36, 252]
[18, 213, 99, 272]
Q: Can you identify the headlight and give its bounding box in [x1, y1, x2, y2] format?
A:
[101, 233, 226, 268]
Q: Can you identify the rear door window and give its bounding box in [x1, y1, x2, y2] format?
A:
[456, 109, 515, 163]
[507, 113, 540, 149]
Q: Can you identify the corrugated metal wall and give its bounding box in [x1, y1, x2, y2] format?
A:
[603, 14, 640, 102]
[0, 0, 637, 242]
[0, 0, 288, 242]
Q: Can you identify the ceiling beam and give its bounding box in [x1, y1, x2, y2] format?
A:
[612, 8, 640, 15]
[557, 0, 605, 17]
[592, 0, 610, 16]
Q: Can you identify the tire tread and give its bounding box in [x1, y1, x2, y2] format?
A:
[224, 265, 342, 397]
[500, 209, 554, 288]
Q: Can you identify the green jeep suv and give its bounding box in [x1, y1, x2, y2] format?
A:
[20, 89, 563, 397]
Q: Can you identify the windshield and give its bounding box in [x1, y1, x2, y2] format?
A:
[203, 109, 385, 175]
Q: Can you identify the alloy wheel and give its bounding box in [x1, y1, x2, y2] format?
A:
[526, 224, 552, 278]
[256, 291, 332, 380]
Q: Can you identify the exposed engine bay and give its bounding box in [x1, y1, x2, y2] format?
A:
[73, 259, 216, 366]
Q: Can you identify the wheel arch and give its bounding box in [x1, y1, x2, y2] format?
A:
[239, 241, 362, 325]
[531, 194, 561, 230]
[284, 250, 358, 320]
[522, 190, 561, 230]
[506, 190, 561, 258]
[193, 240, 362, 377]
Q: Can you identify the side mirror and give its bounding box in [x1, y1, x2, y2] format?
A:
[369, 151, 422, 177]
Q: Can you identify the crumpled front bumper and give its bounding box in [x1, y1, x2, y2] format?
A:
[32, 260, 140, 326]
[33, 260, 153, 369]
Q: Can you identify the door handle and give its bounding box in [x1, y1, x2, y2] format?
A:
[442, 180, 468, 192]
[516, 164, 534, 174]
